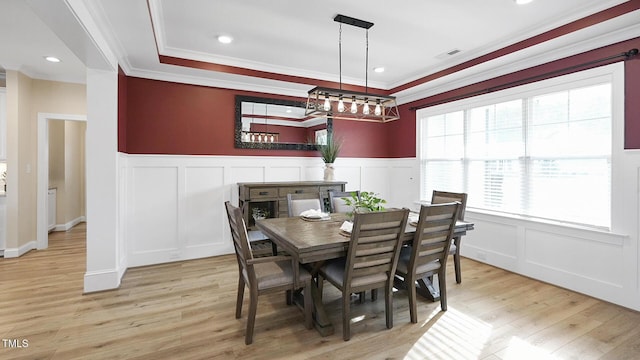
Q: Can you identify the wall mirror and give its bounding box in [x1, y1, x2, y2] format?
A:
[235, 95, 332, 150]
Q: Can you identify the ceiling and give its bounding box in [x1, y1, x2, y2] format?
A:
[1, 0, 638, 103]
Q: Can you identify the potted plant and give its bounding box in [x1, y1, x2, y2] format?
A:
[342, 191, 386, 220]
[316, 134, 341, 181]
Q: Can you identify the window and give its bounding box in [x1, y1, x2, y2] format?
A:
[419, 71, 614, 228]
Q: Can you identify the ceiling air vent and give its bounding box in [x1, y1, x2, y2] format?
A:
[436, 48, 462, 59]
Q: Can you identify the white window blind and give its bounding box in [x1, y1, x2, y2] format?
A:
[420, 80, 612, 228]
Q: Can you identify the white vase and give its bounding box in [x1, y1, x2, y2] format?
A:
[324, 163, 334, 181]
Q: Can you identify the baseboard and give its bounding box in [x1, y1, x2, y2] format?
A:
[3, 240, 37, 258]
[83, 266, 125, 293]
[53, 216, 86, 232]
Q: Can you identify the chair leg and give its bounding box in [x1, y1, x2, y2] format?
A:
[286, 290, 293, 305]
[371, 288, 378, 301]
[454, 236, 462, 284]
[245, 290, 258, 345]
[236, 276, 245, 319]
[358, 291, 365, 304]
[303, 284, 313, 330]
[342, 294, 351, 341]
[438, 271, 448, 311]
[385, 284, 394, 329]
[408, 276, 418, 323]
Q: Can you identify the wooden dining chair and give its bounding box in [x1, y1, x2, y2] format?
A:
[318, 208, 409, 341]
[396, 202, 461, 323]
[431, 190, 468, 284]
[287, 192, 324, 217]
[224, 201, 313, 344]
[328, 190, 360, 213]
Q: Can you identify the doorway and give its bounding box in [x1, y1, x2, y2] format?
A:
[37, 113, 87, 249]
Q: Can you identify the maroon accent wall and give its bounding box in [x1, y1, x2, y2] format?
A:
[123, 77, 391, 157]
[626, 56, 640, 149]
[389, 37, 640, 158]
[121, 39, 640, 157]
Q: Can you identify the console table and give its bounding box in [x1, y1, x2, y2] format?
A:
[238, 181, 347, 230]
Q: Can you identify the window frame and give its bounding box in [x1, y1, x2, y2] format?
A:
[416, 63, 625, 231]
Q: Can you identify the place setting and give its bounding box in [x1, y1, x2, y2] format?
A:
[299, 209, 331, 222]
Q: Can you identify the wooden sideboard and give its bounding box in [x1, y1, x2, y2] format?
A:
[238, 181, 346, 230]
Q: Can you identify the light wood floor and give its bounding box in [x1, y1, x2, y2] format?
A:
[1, 224, 640, 359]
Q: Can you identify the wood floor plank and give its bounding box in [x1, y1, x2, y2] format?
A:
[1, 223, 639, 359]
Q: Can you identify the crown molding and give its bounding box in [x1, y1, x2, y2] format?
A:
[394, 11, 640, 105]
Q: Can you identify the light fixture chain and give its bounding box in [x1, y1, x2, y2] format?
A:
[365, 29, 369, 93]
[339, 23, 342, 90]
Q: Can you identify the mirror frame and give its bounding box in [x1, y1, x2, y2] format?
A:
[234, 95, 332, 150]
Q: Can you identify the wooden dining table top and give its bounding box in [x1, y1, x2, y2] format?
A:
[256, 213, 474, 264]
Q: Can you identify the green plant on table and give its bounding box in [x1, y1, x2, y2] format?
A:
[342, 191, 386, 220]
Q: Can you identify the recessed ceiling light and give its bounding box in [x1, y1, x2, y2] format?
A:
[514, 0, 533, 4]
[217, 35, 233, 44]
[44, 56, 61, 63]
[373, 67, 385, 73]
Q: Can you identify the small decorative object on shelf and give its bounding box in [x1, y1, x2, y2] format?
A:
[316, 133, 341, 181]
[252, 208, 269, 222]
[342, 191, 386, 220]
[1, 170, 6, 192]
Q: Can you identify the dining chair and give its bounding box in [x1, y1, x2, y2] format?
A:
[287, 192, 324, 217]
[396, 202, 461, 323]
[224, 201, 313, 344]
[328, 190, 360, 213]
[318, 208, 409, 341]
[431, 190, 468, 284]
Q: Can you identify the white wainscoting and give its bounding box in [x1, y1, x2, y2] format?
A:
[462, 211, 633, 309]
[121, 153, 640, 311]
[123, 154, 415, 267]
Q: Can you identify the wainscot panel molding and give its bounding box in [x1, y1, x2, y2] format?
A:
[122, 154, 414, 267]
[463, 210, 634, 310]
[120, 154, 640, 311]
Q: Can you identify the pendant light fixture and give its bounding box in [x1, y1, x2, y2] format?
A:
[305, 14, 399, 123]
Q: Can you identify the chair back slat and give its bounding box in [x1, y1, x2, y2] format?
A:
[410, 202, 460, 272]
[345, 209, 409, 292]
[431, 191, 467, 220]
[225, 201, 255, 282]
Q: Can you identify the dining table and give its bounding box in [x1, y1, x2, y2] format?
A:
[256, 211, 474, 336]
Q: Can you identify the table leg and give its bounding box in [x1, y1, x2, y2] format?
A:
[309, 277, 335, 336]
[416, 276, 440, 302]
[290, 263, 335, 336]
[394, 274, 440, 302]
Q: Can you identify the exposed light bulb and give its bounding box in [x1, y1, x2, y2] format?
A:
[270, 134, 274, 142]
[323, 95, 331, 111]
[250, 133, 255, 142]
[337, 96, 345, 112]
[374, 100, 382, 116]
[350, 96, 357, 114]
[363, 99, 370, 115]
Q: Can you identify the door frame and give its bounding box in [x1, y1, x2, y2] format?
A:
[37, 112, 87, 250]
